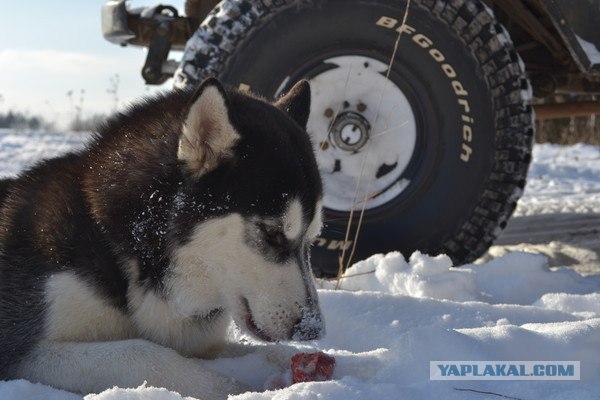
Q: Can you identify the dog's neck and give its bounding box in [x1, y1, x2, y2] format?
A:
[122, 257, 230, 357]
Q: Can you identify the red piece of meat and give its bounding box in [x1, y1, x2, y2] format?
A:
[291, 352, 336, 383]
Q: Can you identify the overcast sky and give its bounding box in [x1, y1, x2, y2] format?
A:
[0, 1, 186, 129]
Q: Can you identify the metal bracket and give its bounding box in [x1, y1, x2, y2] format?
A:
[141, 6, 179, 85]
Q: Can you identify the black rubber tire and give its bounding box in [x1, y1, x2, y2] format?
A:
[175, 0, 534, 275]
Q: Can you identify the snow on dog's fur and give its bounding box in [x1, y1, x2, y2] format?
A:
[0, 78, 324, 398]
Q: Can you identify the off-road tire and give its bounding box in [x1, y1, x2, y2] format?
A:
[174, 0, 534, 275]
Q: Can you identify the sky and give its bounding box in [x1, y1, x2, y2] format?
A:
[0, 1, 186, 129]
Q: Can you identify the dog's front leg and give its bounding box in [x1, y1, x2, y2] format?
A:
[12, 339, 251, 399]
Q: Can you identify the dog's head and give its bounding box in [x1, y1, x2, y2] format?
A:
[169, 78, 324, 342]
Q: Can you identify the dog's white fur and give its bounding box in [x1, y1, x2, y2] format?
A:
[128, 262, 230, 358]
[14, 339, 248, 398]
[283, 199, 304, 240]
[169, 213, 315, 341]
[306, 200, 323, 240]
[44, 272, 135, 342]
[19, 260, 241, 397]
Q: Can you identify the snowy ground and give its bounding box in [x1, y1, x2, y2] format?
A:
[490, 143, 600, 276]
[0, 129, 598, 399]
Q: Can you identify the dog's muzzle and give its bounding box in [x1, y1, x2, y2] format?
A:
[291, 309, 325, 341]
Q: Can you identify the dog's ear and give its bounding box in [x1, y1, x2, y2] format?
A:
[178, 77, 239, 176]
[275, 80, 311, 129]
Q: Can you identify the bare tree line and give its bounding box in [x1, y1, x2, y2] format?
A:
[0, 73, 121, 132]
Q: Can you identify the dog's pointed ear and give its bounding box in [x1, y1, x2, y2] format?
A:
[275, 80, 311, 129]
[178, 77, 239, 176]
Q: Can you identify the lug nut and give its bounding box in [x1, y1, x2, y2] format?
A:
[324, 108, 334, 118]
[357, 103, 367, 112]
[319, 141, 329, 150]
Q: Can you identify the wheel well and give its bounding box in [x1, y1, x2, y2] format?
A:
[486, 0, 600, 96]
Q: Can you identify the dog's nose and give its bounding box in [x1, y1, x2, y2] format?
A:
[291, 309, 325, 341]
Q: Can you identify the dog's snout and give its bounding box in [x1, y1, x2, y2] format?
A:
[291, 309, 325, 341]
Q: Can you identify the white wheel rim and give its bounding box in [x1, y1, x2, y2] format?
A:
[292, 55, 418, 212]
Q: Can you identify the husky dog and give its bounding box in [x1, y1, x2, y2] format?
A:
[0, 78, 324, 398]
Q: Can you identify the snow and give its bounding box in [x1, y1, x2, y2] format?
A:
[0, 129, 91, 177]
[322, 251, 600, 305]
[0, 129, 598, 399]
[516, 143, 600, 216]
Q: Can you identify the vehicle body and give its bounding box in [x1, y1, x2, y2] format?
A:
[102, 0, 600, 96]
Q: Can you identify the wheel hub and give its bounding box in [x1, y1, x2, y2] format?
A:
[331, 111, 371, 152]
[279, 55, 418, 212]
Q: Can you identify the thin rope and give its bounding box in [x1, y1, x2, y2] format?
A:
[336, 0, 412, 288]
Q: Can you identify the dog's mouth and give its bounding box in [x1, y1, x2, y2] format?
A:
[240, 297, 275, 342]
